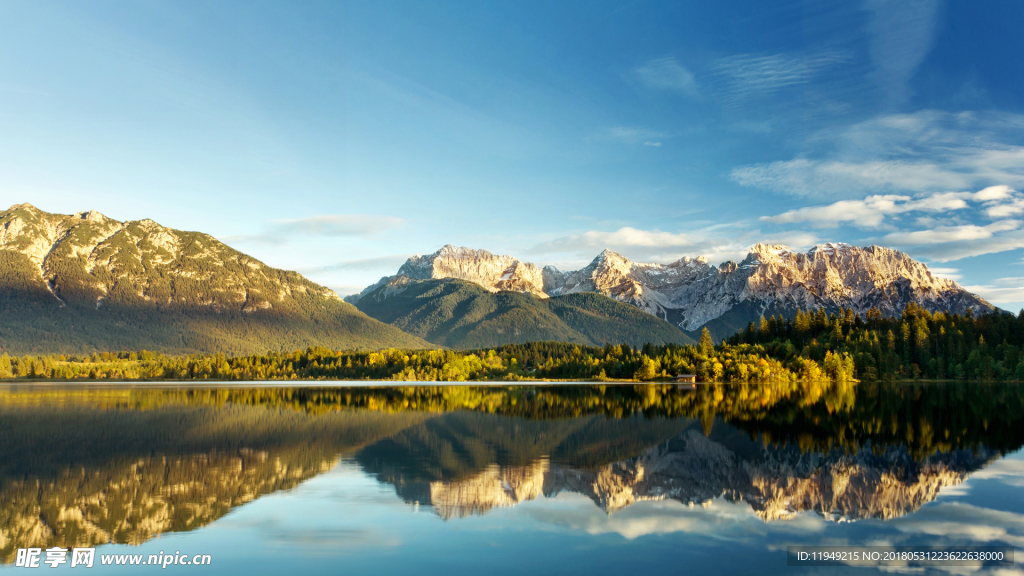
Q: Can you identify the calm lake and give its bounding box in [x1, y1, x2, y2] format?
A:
[0, 381, 1021, 575]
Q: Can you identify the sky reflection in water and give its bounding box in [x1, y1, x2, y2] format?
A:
[0, 381, 1021, 575]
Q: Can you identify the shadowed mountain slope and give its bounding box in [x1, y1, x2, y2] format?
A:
[353, 277, 695, 348]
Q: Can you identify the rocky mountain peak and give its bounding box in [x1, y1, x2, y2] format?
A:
[0, 204, 343, 312]
[75, 209, 108, 223]
[746, 243, 794, 262]
[590, 249, 632, 275]
[393, 244, 547, 298]
[809, 241, 851, 253]
[355, 242, 992, 335]
[8, 202, 41, 213]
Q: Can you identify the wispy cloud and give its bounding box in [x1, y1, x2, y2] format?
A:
[221, 214, 405, 246]
[595, 126, 668, 145]
[710, 52, 847, 109]
[966, 458, 1024, 487]
[731, 158, 974, 198]
[966, 276, 1024, 307]
[527, 225, 818, 267]
[883, 220, 1021, 247]
[731, 111, 1024, 199]
[274, 215, 405, 237]
[327, 284, 376, 298]
[633, 57, 698, 97]
[298, 254, 413, 274]
[865, 0, 941, 107]
[903, 228, 1024, 262]
[928, 267, 962, 281]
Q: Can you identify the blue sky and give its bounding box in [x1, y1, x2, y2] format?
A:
[2, 0, 1024, 309]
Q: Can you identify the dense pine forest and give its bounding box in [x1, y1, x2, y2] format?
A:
[0, 304, 1022, 382]
[727, 303, 1024, 381]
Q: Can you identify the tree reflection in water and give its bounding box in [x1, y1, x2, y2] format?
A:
[0, 380, 1020, 561]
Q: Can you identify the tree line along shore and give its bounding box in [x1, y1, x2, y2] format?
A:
[1, 304, 1022, 383]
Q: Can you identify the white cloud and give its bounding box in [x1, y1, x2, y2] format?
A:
[760, 185, 1024, 262]
[643, 141, 662, 147]
[731, 111, 1024, 198]
[521, 494, 797, 542]
[976, 185, 1015, 202]
[633, 57, 698, 97]
[962, 277, 1024, 306]
[761, 190, 986, 228]
[986, 198, 1024, 219]
[574, 227, 694, 247]
[764, 194, 909, 227]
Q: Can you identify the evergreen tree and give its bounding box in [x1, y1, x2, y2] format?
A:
[830, 319, 843, 341]
[699, 327, 714, 355]
[794, 310, 811, 333]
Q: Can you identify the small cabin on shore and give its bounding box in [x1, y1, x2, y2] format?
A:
[672, 374, 697, 383]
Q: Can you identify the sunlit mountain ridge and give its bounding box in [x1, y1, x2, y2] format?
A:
[0, 204, 431, 354]
[350, 244, 994, 341]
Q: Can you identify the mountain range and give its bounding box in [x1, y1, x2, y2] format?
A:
[0, 204, 429, 354]
[0, 203, 997, 354]
[349, 243, 994, 341]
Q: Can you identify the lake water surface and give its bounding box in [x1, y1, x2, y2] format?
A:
[0, 381, 1021, 575]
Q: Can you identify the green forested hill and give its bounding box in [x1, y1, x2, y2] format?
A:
[354, 277, 695, 348]
[0, 204, 431, 354]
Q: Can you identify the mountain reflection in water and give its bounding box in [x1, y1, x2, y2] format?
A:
[368, 421, 996, 522]
[0, 380, 1021, 564]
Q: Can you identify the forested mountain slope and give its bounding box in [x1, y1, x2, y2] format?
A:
[354, 277, 695, 349]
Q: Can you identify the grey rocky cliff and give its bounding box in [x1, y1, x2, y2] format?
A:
[352, 242, 993, 330]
